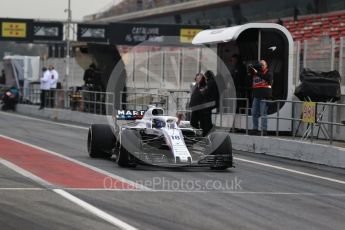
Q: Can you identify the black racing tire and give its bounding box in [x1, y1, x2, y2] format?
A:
[87, 124, 115, 158]
[117, 146, 137, 168]
[117, 129, 139, 168]
[206, 132, 233, 170]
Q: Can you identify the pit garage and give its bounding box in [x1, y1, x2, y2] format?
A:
[193, 23, 294, 131]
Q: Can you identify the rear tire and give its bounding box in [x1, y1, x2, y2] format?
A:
[88, 124, 115, 158]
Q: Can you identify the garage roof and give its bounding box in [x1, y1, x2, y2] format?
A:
[192, 23, 290, 45]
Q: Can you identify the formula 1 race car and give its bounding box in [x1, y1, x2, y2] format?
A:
[87, 107, 233, 169]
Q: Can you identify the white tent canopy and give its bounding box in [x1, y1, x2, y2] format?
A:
[3, 55, 40, 88]
[3, 55, 40, 101]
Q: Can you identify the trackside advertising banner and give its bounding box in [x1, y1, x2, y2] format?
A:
[77, 24, 109, 43]
[0, 19, 62, 42]
[32, 22, 63, 41]
[109, 23, 207, 46]
[0, 18, 33, 42]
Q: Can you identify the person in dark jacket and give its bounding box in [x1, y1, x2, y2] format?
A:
[1, 86, 19, 111]
[250, 60, 273, 135]
[200, 70, 219, 136]
[0, 69, 6, 85]
[83, 63, 97, 85]
[189, 73, 206, 130]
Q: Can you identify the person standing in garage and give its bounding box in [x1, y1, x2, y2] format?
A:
[48, 64, 59, 108]
[200, 70, 219, 136]
[189, 73, 206, 131]
[250, 60, 273, 136]
[39, 67, 50, 110]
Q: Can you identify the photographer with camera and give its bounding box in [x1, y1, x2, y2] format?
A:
[249, 60, 272, 135]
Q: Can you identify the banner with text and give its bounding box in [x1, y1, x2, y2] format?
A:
[109, 23, 207, 46]
[32, 22, 63, 41]
[77, 24, 109, 43]
[0, 18, 33, 41]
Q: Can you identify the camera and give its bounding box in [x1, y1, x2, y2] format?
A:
[248, 62, 263, 75]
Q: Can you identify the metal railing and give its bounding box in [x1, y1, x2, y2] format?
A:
[16, 85, 345, 144]
[219, 97, 249, 135]
[175, 96, 191, 113]
[120, 91, 169, 111]
[19, 88, 114, 115]
[78, 90, 114, 115]
[260, 99, 345, 144]
[213, 97, 345, 144]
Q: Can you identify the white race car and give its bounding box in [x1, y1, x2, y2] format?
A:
[87, 107, 233, 169]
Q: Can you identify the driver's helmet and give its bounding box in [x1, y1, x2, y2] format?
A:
[152, 119, 165, 129]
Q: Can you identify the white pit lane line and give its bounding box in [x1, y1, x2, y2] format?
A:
[234, 157, 345, 185]
[54, 189, 139, 230]
[0, 159, 139, 230]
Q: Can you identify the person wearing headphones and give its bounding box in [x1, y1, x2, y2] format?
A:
[249, 60, 273, 136]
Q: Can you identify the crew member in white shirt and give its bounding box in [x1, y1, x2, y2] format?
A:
[48, 64, 59, 107]
[39, 67, 51, 110]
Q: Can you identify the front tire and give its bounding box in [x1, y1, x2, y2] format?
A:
[117, 146, 136, 167]
[206, 132, 233, 170]
[117, 129, 139, 167]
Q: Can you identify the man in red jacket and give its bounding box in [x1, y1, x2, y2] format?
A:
[250, 60, 273, 135]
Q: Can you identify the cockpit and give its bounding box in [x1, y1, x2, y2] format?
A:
[151, 118, 178, 129]
[152, 118, 166, 129]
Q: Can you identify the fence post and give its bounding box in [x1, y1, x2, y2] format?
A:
[276, 101, 280, 136]
[232, 98, 235, 133]
[303, 40, 308, 69]
[146, 51, 150, 88]
[245, 98, 249, 135]
[331, 37, 335, 71]
[161, 49, 165, 88]
[311, 122, 314, 143]
[330, 104, 334, 145]
[260, 102, 263, 136]
[94, 91, 96, 114]
[220, 92, 223, 128]
[197, 48, 202, 73]
[179, 49, 183, 90]
[296, 41, 301, 84]
[291, 101, 300, 140]
[292, 101, 295, 139]
[132, 51, 136, 83]
[339, 37, 344, 85]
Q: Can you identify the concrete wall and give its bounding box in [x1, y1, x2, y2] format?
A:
[231, 134, 345, 169]
[17, 104, 111, 125]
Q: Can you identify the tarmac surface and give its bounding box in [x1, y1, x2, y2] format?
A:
[0, 111, 345, 230]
